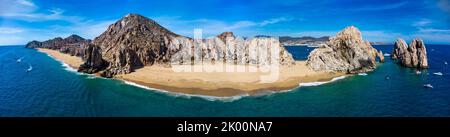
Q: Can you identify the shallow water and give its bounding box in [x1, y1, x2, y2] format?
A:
[0, 45, 449, 117]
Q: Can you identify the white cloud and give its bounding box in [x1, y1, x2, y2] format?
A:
[0, 35, 26, 45]
[259, 17, 293, 26]
[361, 30, 405, 42]
[154, 16, 295, 38]
[419, 28, 450, 33]
[438, 0, 450, 14]
[412, 33, 450, 44]
[0, 0, 82, 23]
[412, 19, 433, 27]
[0, 19, 114, 45]
[224, 21, 257, 30]
[0, 27, 24, 34]
[351, 1, 408, 11]
[413, 27, 450, 44]
[17, 0, 35, 7]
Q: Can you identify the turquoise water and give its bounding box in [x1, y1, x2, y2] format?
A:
[1, 45, 449, 117]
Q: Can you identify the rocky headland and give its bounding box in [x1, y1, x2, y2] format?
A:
[391, 38, 428, 69]
[25, 34, 90, 57]
[306, 26, 384, 74]
[79, 14, 295, 77]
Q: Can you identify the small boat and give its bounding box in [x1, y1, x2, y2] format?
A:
[445, 61, 448, 65]
[16, 57, 23, 63]
[423, 84, 433, 89]
[358, 73, 368, 76]
[385, 76, 390, 80]
[383, 53, 390, 57]
[415, 71, 422, 75]
[26, 65, 32, 72]
[433, 72, 443, 76]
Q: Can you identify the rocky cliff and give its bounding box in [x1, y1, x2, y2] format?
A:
[306, 26, 384, 73]
[391, 38, 428, 69]
[79, 14, 295, 77]
[25, 34, 90, 57]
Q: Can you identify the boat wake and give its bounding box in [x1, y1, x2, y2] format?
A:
[26, 64, 32, 72]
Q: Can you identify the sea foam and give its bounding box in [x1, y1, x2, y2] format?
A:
[299, 76, 347, 87]
[122, 80, 249, 102]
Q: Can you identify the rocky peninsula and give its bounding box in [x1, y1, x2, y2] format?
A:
[306, 26, 384, 74]
[26, 14, 384, 97]
[26, 34, 90, 57]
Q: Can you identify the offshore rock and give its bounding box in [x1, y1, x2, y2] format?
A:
[391, 38, 428, 69]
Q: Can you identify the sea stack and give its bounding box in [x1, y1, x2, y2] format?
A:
[78, 14, 295, 77]
[306, 26, 384, 73]
[391, 38, 428, 69]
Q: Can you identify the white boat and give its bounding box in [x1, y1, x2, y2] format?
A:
[26, 65, 32, 72]
[445, 61, 448, 65]
[423, 84, 433, 89]
[358, 73, 368, 76]
[415, 71, 422, 75]
[433, 72, 443, 76]
[16, 57, 23, 63]
[383, 53, 390, 57]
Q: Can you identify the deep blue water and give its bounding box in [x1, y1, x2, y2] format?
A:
[0, 45, 449, 117]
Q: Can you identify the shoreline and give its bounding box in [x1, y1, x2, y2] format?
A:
[37, 48, 346, 97]
[37, 48, 83, 69]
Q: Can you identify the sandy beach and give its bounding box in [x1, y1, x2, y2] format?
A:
[37, 48, 84, 69]
[115, 62, 343, 96]
[38, 48, 344, 97]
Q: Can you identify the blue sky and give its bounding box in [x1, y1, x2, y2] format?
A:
[1, 0, 450, 45]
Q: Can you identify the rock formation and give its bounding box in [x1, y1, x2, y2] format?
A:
[25, 34, 90, 57]
[391, 38, 428, 69]
[78, 44, 107, 73]
[78, 14, 294, 77]
[378, 51, 385, 63]
[306, 26, 384, 73]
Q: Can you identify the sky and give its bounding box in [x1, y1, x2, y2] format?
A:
[1, 0, 450, 45]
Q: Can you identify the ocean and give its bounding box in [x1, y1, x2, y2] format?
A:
[1, 45, 449, 117]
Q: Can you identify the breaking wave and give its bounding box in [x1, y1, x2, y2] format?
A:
[299, 76, 347, 87]
[122, 80, 250, 102]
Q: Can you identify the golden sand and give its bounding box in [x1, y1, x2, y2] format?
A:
[115, 62, 343, 97]
[37, 48, 84, 69]
[38, 48, 344, 97]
